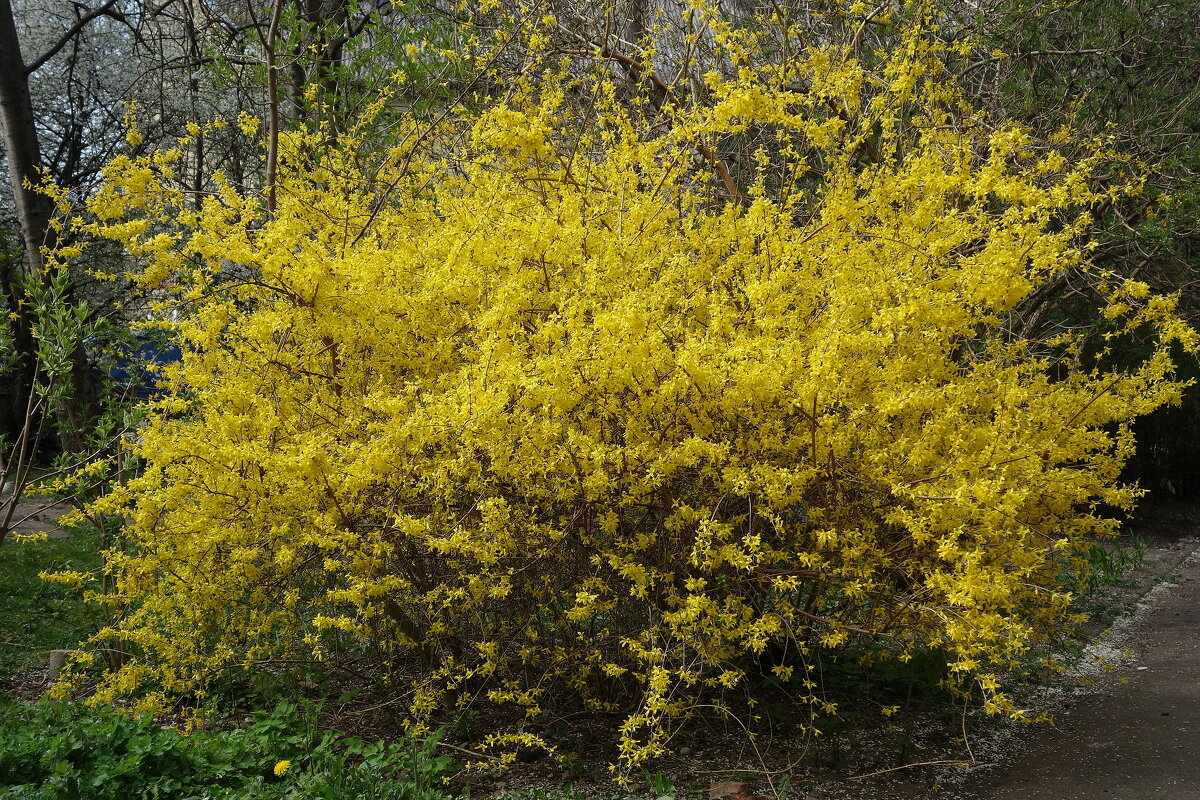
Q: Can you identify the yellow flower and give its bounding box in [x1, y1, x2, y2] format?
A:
[273, 760, 291, 776]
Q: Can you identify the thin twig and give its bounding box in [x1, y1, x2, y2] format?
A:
[849, 759, 982, 780]
[436, 741, 500, 761]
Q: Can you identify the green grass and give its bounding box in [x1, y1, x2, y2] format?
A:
[0, 527, 103, 677]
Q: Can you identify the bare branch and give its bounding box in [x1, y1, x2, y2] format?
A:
[23, 0, 123, 76]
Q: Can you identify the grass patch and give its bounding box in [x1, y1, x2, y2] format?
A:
[0, 528, 102, 678]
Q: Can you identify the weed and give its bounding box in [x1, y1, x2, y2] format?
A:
[644, 770, 676, 800]
[0, 698, 459, 800]
[1081, 535, 1148, 589]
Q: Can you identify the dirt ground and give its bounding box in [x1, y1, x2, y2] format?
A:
[1, 493, 75, 540]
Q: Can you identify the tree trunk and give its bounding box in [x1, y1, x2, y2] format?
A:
[0, 0, 47, 450]
[0, 0, 56, 275]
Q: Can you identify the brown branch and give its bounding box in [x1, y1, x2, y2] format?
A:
[557, 30, 743, 203]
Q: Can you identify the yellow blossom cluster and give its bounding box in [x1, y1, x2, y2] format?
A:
[54, 4, 1195, 773]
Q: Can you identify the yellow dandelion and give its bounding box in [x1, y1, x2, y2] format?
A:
[273, 760, 291, 776]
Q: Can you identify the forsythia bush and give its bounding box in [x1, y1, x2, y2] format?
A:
[57, 6, 1195, 771]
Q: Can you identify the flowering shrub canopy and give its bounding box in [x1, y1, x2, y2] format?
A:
[55, 3, 1196, 772]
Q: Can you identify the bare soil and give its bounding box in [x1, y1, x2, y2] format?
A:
[2, 493, 74, 539]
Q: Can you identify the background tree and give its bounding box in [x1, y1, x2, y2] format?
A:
[0, 0, 245, 535]
[0, 0, 126, 459]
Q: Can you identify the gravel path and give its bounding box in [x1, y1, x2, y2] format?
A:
[1, 492, 74, 539]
